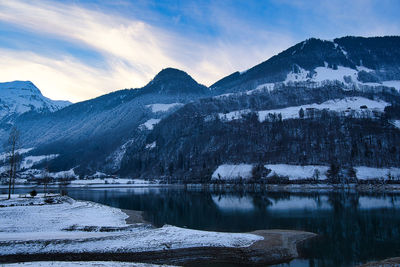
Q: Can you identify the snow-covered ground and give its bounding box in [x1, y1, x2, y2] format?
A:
[139, 118, 161, 130]
[0, 148, 34, 162]
[50, 168, 78, 179]
[265, 164, 329, 180]
[0, 195, 263, 256]
[217, 97, 389, 122]
[212, 164, 253, 180]
[212, 164, 400, 181]
[382, 80, 400, 91]
[355, 166, 400, 180]
[20, 154, 59, 169]
[146, 103, 183, 113]
[283, 64, 400, 92]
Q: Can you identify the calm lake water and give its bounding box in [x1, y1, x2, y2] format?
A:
[11, 187, 400, 266]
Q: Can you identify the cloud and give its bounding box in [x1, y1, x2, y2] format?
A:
[2, 0, 397, 102]
[0, 0, 295, 102]
[0, 48, 135, 102]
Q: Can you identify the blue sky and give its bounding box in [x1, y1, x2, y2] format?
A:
[0, 0, 399, 102]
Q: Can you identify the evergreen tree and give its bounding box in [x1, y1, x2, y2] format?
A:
[327, 162, 341, 184]
[299, 108, 305, 119]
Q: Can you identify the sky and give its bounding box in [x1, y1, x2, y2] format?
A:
[0, 0, 399, 102]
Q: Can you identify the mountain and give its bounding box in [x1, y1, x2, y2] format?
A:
[3, 36, 400, 181]
[0, 81, 70, 122]
[141, 68, 208, 95]
[211, 36, 400, 94]
[118, 36, 400, 181]
[0, 68, 208, 176]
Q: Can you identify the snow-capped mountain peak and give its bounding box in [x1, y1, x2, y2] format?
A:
[0, 80, 71, 120]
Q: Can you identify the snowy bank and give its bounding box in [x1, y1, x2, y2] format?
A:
[0, 195, 316, 265]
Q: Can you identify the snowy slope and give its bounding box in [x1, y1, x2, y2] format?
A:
[284, 65, 400, 91]
[217, 97, 389, 122]
[146, 103, 183, 113]
[211, 36, 400, 94]
[0, 81, 70, 120]
[139, 118, 161, 130]
[212, 164, 253, 180]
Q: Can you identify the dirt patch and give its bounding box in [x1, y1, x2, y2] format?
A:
[121, 209, 150, 225]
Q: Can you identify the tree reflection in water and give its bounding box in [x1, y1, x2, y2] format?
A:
[64, 188, 400, 267]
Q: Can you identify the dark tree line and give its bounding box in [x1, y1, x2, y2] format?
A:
[120, 107, 400, 182]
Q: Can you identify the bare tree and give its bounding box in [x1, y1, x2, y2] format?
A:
[41, 167, 51, 196]
[5, 127, 20, 200]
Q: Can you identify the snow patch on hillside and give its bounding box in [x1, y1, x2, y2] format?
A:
[145, 141, 156, 149]
[146, 103, 183, 113]
[265, 164, 329, 180]
[217, 97, 389, 122]
[356, 66, 374, 72]
[248, 83, 275, 94]
[355, 166, 400, 180]
[313, 66, 358, 83]
[212, 164, 253, 180]
[107, 139, 134, 171]
[382, 80, 400, 91]
[0, 147, 33, 161]
[139, 119, 161, 130]
[283, 65, 400, 91]
[285, 66, 310, 83]
[20, 154, 59, 169]
[50, 168, 77, 179]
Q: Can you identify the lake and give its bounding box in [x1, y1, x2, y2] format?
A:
[12, 187, 400, 266]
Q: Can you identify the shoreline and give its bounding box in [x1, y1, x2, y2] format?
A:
[0, 195, 317, 266]
[0, 231, 317, 266]
[3, 183, 400, 193]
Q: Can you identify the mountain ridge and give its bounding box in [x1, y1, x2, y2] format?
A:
[210, 36, 400, 94]
[2, 35, 400, 180]
[0, 80, 71, 122]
